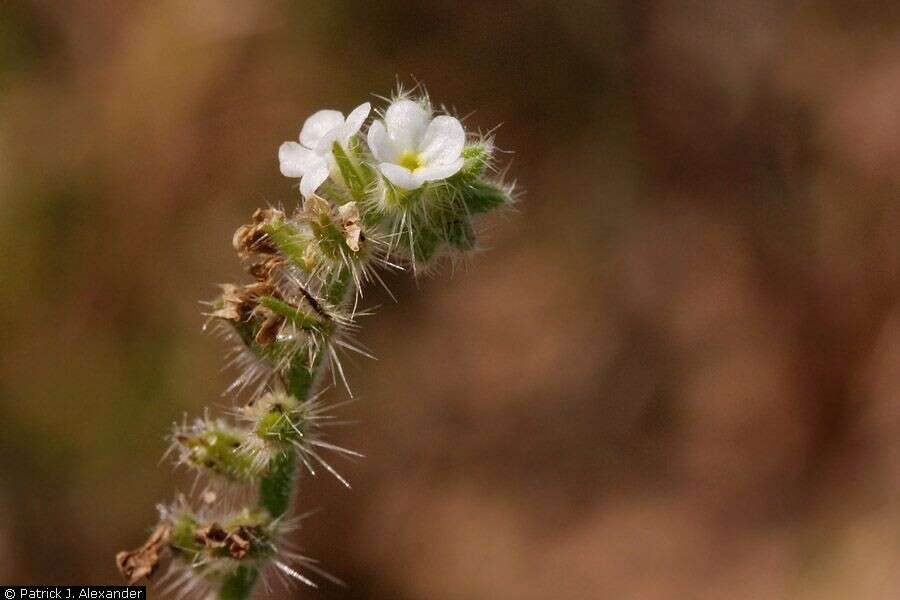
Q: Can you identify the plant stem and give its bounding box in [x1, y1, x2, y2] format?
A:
[217, 268, 352, 600]
[218, 566, 258, 600]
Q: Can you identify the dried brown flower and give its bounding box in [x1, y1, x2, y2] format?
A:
[115, 522, 171, 585]
[233, 208, 285, 259]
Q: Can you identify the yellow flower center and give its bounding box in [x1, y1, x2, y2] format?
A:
[398, 151, 425, 172]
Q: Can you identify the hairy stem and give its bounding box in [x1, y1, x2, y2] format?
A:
[218, 270, 350, 600]
[219, 565, 258, 600]
[258, 450, 298, 519]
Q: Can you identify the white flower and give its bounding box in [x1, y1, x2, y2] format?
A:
[367, 99, 465, 190]
[279, 102, 371, 198]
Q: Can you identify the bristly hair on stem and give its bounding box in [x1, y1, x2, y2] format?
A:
[116, 84, 516, 599]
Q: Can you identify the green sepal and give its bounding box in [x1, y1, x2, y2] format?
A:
[168, 512, 201, 558]
[229, 316, 313, 368]
[172, 509, 274, 598]
[458, 180, 508, 214]
[180, 425, 255, 482]
[385, 180, 426, 212]
[308, 212, 349, 262]
[322, 264, 352, 305]
[446, 217, 476, 251]
[457, 144, 489, 180]
[352, 141, 375, 187]
[258, 296, 331, 334]
[254, 397, 307, 444]
[412, 223, 441, 263]
[332, 140, 365, 202]
[261, 219, 310, 272]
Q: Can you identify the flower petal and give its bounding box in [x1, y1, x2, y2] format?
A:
[367, 120, 398, 162]
[299, 109, 344, 149]
[416, 157, 464, 182]
[378, 163, 424, 190]
[299, 161, 330, 198]
[419, 116, 465, 165]
[313, 125, 343, 154]
[384, 99, 430, 151]
[279, 141, 318, 178]
[339, 102, 371, 145]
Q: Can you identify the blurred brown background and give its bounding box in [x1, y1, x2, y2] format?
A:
[2, 1, 900, 598]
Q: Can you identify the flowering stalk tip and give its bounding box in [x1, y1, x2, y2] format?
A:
[118, 85, 515, 599]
